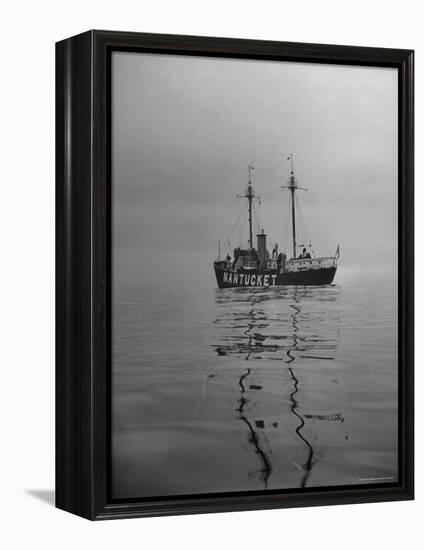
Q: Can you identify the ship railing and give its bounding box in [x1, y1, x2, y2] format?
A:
[285, 256, 337, 272]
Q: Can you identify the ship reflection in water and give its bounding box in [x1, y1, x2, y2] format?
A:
[213, 285, 343, 489]
[112, 282, 398, 499]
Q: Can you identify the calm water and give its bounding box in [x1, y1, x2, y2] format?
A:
[112, 275, 398, 498]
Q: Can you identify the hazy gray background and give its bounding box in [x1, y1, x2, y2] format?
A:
[112, 52, 398, 290]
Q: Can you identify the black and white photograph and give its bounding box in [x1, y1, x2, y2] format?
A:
[111, 52, 399, 499]
[2, 0, 420, 545]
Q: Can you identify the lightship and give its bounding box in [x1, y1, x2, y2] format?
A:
[213, 155, 339, 288]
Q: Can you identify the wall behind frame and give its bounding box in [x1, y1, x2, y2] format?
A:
[0, 0, 421, 548]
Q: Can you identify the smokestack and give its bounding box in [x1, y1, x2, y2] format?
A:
[257, 229, 267, 268]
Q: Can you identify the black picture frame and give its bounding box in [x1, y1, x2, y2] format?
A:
[56, 30, 414, 520]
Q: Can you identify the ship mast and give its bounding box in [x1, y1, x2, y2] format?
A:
[247, 163, 254, 249]
[289, 154, 296, 259]
[283, 154, 306, 259]
[238, 163, 256, 249]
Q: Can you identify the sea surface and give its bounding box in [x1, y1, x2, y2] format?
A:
[112, 271, 398, 499]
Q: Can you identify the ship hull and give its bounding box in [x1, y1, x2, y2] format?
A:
[214, 263, 336, 289]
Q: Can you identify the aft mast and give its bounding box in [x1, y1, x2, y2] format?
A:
[283, 154, 306, 259]
[288, 154, 296, 259]
[247, 163, 254, 249]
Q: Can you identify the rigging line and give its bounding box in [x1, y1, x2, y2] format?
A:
[294, 195, 304, 246]
[281, 192, 287, 251]
[295, 195, 306, 240]
[296, 195, 316, 257]
[222, 202, 247, 250]
[282, 191, 291, 254]
[236, 206, 248, 249]
[252, 203, 258, 236]
[299, 197, 316, 255]
[252, 201, 261, 235]
[286, 198, 292, 254]
[297, 198, 309, 253]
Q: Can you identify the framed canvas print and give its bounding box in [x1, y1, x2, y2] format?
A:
[56, 30, 414, 520]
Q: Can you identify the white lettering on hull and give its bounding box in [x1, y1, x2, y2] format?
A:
[222, 270, 277, 287]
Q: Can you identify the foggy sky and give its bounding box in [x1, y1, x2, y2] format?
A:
[112, 52, 398, 286]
